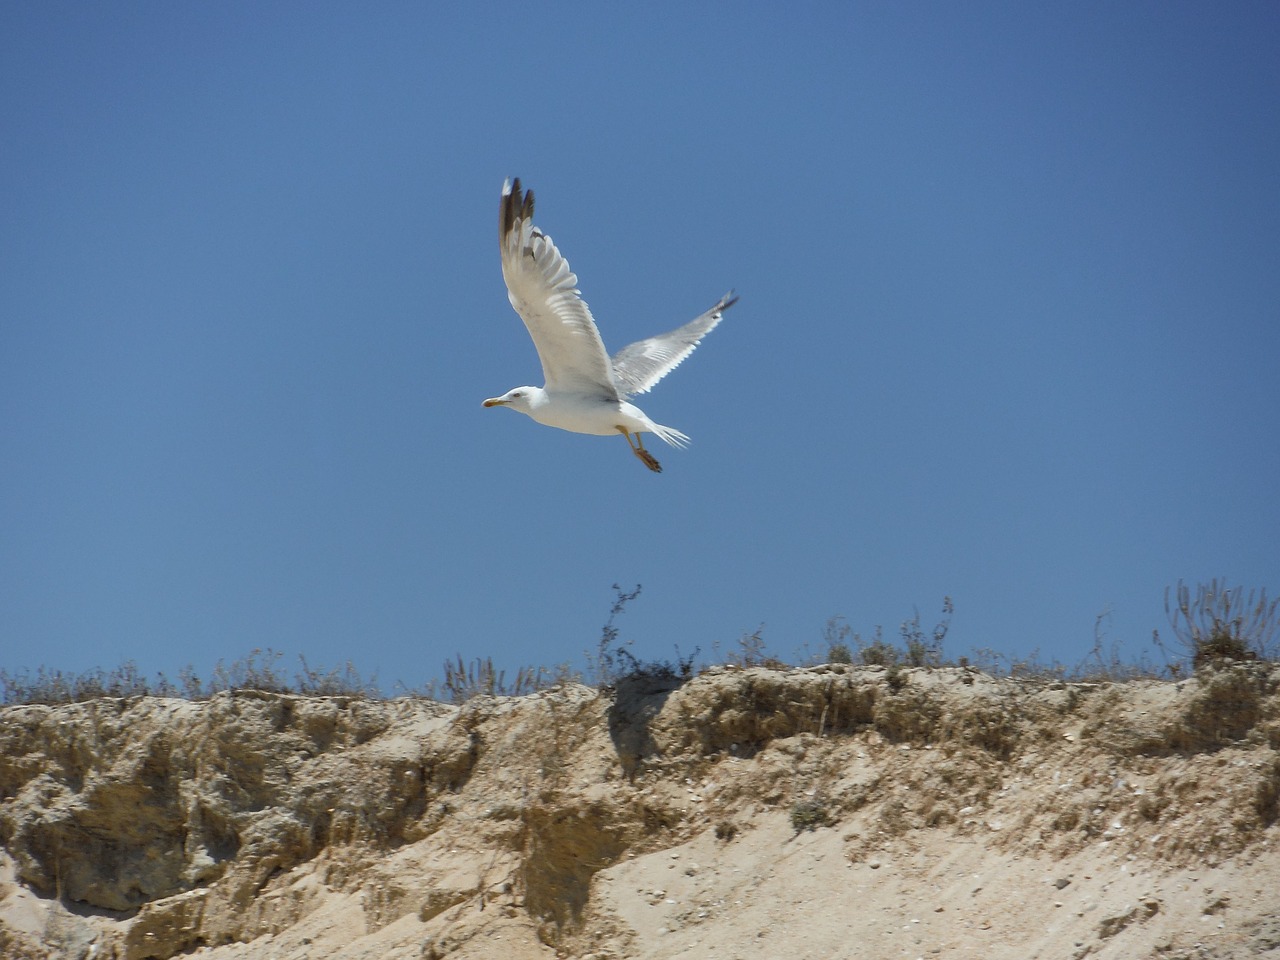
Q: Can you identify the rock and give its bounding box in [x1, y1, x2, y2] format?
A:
[0, 666, 1277, 959]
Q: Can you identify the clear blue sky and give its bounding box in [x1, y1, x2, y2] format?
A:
[3, 2, 1278, 689]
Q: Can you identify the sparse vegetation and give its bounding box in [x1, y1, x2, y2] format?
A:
[0, 649, 379, 706]
[587, 583, 698, 689]
[0, 661, 183, 706]
[1071, 609, 1166, 682]
[433, 655, 566, 704]
[729, 627, 767, 666]
[292, 656, 384, 698]
[585, 583, 644, 686]
[1161, 578, 1278, 670]
[900, 597, 953, 667]
[206, 647, 381, 697]
[714, 820, 738, 842]
[825, 640, 853, 664]
[715, 626, 787, 669]
[821, 598, 953, 669]
[789, 796, 835, 833]
[4, 583, 1277, 708]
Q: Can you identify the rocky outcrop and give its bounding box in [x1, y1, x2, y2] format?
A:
[2, 663, 1278, 959]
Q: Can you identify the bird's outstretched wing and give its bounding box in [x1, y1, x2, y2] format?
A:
[610, 292, 738, 397]
[499, 178, 618, 397]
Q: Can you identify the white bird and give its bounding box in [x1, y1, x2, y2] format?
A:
[483, 178, 736, 473]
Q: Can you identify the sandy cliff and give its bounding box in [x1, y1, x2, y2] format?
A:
[2, 663, 1278, 959]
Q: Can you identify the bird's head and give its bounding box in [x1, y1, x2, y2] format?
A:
[482, 387, 537, 414]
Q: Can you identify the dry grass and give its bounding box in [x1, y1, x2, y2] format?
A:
[4, 582, 1274, 707]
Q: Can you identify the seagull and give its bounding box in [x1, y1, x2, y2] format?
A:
[483, 178, 736, 473]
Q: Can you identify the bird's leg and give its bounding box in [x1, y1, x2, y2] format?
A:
[617, 427, 662, 473]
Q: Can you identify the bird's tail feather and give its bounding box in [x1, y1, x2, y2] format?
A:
[648, 422, 691, 449]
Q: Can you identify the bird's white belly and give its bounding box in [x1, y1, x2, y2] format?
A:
[530, 394, 650, 437]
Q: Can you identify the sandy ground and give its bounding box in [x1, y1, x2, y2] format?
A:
[586, 814, 1279, 959]
[2, 663, 1278, 959]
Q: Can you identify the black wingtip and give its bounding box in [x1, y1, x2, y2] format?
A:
[500, 177, 535, 240]
[717, 291, 740, 313]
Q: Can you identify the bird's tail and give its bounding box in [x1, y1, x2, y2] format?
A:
[648, 422, 691, 449]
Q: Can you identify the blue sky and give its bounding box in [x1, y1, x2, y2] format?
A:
[3, 2, 1278, 690]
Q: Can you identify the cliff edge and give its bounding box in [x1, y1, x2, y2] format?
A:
[2, 663, 1278, 959]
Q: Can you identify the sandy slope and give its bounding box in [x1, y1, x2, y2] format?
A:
[2, 662, 1278, 959]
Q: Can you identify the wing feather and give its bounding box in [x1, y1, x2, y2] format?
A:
[610, 292, 738, 397]
[499, 179, 617, 397]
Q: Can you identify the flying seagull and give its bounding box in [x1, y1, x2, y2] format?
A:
[483, 178, 736, 473]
